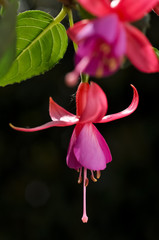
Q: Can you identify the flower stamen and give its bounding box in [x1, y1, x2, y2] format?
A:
[78, 168, 82, 184]
[95, 65, 104, 77]
[96, 170, 101, 179]
[100, 43, 111, 54]
[108, 58, 117, 71]
[85, 177, 89, 187]
[91, 170, 97, 182]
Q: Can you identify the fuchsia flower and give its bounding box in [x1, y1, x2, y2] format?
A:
[10, 82, 139, 223]
[66, 0, 159, 82]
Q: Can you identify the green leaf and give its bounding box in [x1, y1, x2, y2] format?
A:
[0, 10, 68, 87]
[0, 0, 17, 79]
[153, 47, 159, 59]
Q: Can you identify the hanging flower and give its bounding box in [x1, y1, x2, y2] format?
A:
[10, 82, 139, 223]
[66, 14, 126, 83]
[66, 0, 159, 82]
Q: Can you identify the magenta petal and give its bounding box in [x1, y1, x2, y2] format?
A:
[125, 24, 159, 73]
[66, 126, 82, 170]
[74, 123, 112, 171]
[98, 85, 139, 123]
[79, 82, 108, 123]
[113, 22, 126, 57]
[78, 0, 111, 17]
[49, 97, 79, 123]
[77, 15, 119, 44]
[113, 0, 159, 22]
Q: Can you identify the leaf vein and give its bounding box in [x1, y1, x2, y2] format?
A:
[17, 25, 43, 30]
[18, 17, 51, 24]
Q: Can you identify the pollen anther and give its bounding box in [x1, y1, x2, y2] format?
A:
[78, 168, 82, 184]
[78, 176, 82, 184]
[85, 178, 89, 187]
[96, 66, 104, 77]
[100, 43, 111, 54]
[108, 58, 117, 71]
[96, 170, 101, 179]
[91, 170, 97, 182]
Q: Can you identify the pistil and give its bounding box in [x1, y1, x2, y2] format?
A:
[81, 168, 88, 223]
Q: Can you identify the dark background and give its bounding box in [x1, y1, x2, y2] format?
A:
[0, 0, 159, 239]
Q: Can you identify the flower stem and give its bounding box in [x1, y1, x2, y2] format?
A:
[54, 5, 69, 24]
[68, 9, 78, 51]
[66, 8, 90, 85]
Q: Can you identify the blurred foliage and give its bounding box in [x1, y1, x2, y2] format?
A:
[154, 47, 159, 58]
[0, 0, 159, 239]
[0, 0, 18, 79]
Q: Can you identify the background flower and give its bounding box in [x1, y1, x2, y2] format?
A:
[69, 0, 159, 74]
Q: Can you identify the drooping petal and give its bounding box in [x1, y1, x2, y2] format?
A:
[9, 117, 78, 132]
[79, 82, 108, 123]
[78, 0, 111, 17]
[112, 0, 159, 22]
[73, 123, 112, 170]
[67, 20, 90, 44]
[10, 99, 79, 132]
[125, 23, 159, 73]
[66, 125, 83, 170]
[98, 85, 139, 123]
[49, 97, 79, 123]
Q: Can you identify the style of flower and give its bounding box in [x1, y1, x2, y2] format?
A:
[66, 0, 159, 83]
[10, 82, 139, 223]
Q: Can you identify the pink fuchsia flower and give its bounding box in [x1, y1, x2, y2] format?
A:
[66, 0, 159, 82]
[66, 14, 126, 83]
[10, 82, 139, 223]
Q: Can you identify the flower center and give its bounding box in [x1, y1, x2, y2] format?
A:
[91, 39, 119, 77]
[77, 167, 101, 223]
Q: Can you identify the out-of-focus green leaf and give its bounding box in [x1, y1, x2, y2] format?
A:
[0, 10, 68, 87]
[0, 0, 17, 79]
[153, 47, 159, 59]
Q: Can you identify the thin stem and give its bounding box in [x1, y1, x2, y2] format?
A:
[68, 9, 78, 51]
[54, 5, 69, 24]
[67, 9, 90, 84]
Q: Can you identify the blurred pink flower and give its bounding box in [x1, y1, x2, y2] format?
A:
[66, 0, 159, 81]
[10, 82, 139, 223]
[67, 14, 126, 80]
